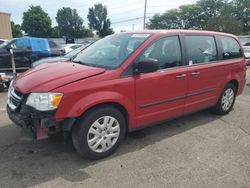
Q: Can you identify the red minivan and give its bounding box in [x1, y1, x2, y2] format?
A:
[7, 30, 247, 159]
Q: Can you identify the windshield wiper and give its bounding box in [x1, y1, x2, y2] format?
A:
[72, 60, 89, 66]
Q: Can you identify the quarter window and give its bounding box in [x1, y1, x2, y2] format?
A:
[185, 36, 217, 65]
[219, 36, 242, 59]
[137, 36, 182, 69]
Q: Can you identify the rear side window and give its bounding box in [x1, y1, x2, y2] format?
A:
[48, 41, 58, 48]
[185, 35, 217, 65]
[219, 36, 242, 59]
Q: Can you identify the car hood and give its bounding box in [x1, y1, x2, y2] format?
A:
[14, 62, 106, 93]
[32, 57, 69, 67]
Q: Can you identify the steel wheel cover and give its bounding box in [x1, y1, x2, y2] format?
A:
[87, 116, 120, 153]
[221, 88, 234, 111]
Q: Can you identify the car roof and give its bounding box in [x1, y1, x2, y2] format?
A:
[121, 29, 237, 38]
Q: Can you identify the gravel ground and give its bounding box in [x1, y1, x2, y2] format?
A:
[0, 69, 250, 188]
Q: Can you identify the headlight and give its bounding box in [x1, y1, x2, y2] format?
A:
[26, 92, 63, 111]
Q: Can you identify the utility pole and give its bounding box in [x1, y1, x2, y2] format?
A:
[143, 0, 147, 30]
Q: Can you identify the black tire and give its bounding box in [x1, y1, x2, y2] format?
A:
[0, 83, 4, 92]
[72, 105, 126, 160]
[211, 83, 236, 115]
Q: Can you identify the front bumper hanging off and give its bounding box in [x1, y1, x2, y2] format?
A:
[7, 104, 59, 140]
[7, 85, 76, 140]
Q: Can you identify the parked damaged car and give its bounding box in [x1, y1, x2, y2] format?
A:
[7, 30, 247, 159]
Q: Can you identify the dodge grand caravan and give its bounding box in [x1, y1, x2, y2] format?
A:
[7, 30, 247, 159]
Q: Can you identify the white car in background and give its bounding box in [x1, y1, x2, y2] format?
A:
[243, 46, 250, 65]
[0, 39, 7, 45]
[64, 44, 82, 53]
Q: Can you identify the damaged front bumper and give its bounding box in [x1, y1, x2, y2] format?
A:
[7, 104, 60, 140]
[7, 89, 76, 140]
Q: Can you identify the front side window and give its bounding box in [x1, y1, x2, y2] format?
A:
[185, 35, 217, 65]
[136, 36, 182, 69]
[219, 36, 242, 59]
[73, 33, 151, 69]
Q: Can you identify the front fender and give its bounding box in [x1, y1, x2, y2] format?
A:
[55, 91, 136, 128]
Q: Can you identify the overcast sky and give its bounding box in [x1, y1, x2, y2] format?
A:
[0, 0, 197, 32]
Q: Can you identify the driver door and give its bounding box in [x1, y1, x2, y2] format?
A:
[135, 35, 188, 127]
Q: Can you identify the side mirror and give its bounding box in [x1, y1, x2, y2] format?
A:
[135, 58, 159, 74]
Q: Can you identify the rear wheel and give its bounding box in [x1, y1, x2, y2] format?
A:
[72, 105, 126, 159]
[212, 83, 236, 115]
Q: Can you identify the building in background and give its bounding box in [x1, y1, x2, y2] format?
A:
[0, 12, 12, 39]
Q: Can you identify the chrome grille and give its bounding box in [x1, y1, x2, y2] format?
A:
[7, 83, 23, 110]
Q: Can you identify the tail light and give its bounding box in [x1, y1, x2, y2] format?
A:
[61, 48, 66, 55]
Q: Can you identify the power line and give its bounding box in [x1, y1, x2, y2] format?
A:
[108, 0, 144, 10]
[112, 17, 144, 24]
[110, 7, 144, 18]
[102, 0, 137, 7]
[111, 16, 151, 25]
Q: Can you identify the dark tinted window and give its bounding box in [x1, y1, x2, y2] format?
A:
[185, 36, 217, 65]
[48, 41, 58, 48]
[244, 42, 250, 46]
[137, 36, 182, 69]
[220, 36, 242, 59]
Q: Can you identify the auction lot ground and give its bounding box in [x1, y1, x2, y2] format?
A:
[0, 69, 250, 188]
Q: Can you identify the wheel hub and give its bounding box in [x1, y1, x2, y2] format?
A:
[221, 88, 234, 111]
[87, 116, 120, 153]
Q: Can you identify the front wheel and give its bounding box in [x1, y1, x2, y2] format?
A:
[211, 83, 236, 115]
[72, 105, 126, 160]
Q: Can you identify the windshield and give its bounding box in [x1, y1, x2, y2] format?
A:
[73, 33, 151, 69]
[64, 45, 85, 59]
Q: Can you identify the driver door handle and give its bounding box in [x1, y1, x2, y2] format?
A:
[175, 74, 187, 79]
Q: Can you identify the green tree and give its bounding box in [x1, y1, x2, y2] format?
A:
[22, 5, 52, 37]
[87, 3, 114, 37]
[56, 7, 93, 38]
[50, 26, 59, 38]
[232, 0, 250, 33]
[11, 21, 22, 37]
[146, 0, 247, 34]
[195, 0, 229, 28]
[82, 28, 94, 38]
[147, 9, 182, 29]
[205, 16, 243, 34]
[179, 4, 201, 29]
